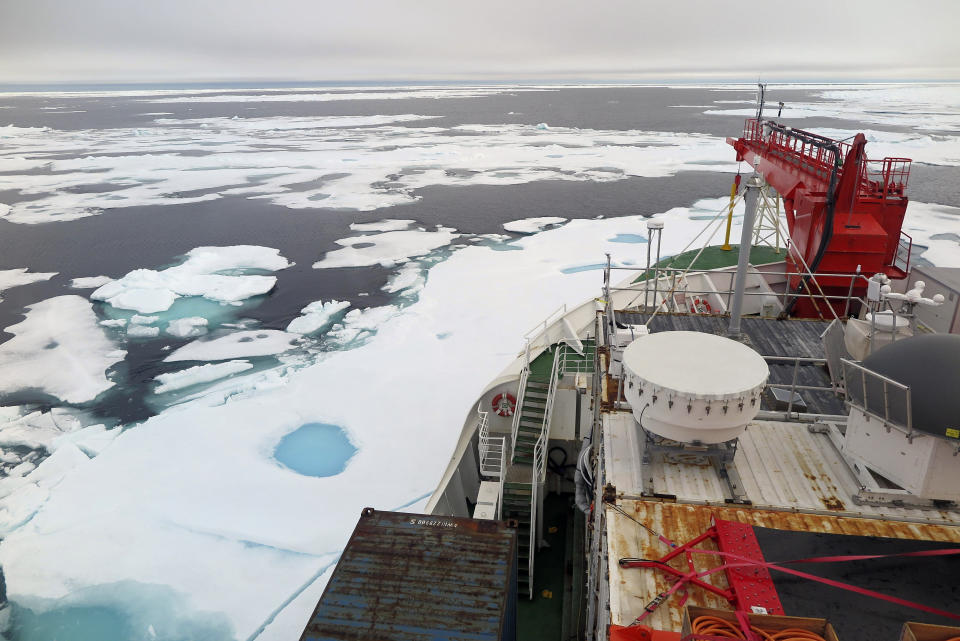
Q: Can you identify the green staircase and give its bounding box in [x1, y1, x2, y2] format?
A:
[501, 474, 533, 594]
[512, 380, 548, 465]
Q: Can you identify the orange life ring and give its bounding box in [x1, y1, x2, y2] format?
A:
[492, 392, 517, 417]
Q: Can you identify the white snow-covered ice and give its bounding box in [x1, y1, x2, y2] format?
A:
[154, 361, 254, 394]
[313, 228, 459, 269]
[0, 268, 57, 301]
[92, 246, 290, 313]
[0, 296, 125, 404]
[286, 300, 351, 335]
[503, 216, 568, 233]
[164, 330, 300, 362]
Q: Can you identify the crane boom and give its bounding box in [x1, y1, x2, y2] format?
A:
[728, 119, 912, 317]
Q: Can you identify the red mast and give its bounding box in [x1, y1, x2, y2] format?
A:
[728, 119, 912, 317]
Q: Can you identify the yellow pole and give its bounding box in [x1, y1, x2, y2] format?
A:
[721, 175, 741, 251]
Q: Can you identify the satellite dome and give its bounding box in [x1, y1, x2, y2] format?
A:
[621, 331, 768, 443]
[857, 333, 960, 439]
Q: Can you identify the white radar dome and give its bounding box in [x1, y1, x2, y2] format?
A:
[622, 331, 769, 443]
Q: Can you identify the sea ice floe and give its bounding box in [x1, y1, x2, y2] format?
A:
[0, 296, 125, 404]
[91, 246, 290, 313]
[166, 317, 209, 338]
[0, 268, 57, 302]
[155, 114, 439, 129]
[153, 361, 254, 394]
[50, 424, 118, 458]
[0, 116, 736, 224]
[382, 263, 426, 296]
[901, 201, 960, 267]
[70, 275, 113, 289]
[127, 325, 160, 338]
[143, 87, 543, 103]
[313, 228, 459, 269]
[348, 219, 415, 232]
[503, 216, 568, 234]
[286, 300, 351, 335]
[805, 127, 960, 167]
[701, 84, 960, 134]
[164, 330, 300, 362]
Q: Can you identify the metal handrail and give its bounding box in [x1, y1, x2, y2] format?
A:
[477, 405, 506, 481]
[841, 358, 914, 439]
[528, 348, 561, 599]
[523, 303, 567, 340]
[510, 367, 529, 455]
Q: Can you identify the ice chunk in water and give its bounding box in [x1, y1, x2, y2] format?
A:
[286, 300, 350, 335]
[92, 246, 290, 313]
[0, 296, 125, 403]
[166, 317, 209, 338]
[153, 360, 254, 394]
[127, 325, 160, 338]
[503, 216, 567, 234]
[70, 275, 113, 289]
[313, 229, 458, 269]
[0, 268, 57, 302]
[164, 330, 299, 362]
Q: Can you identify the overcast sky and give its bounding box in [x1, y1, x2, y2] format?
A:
[2, 0, 959, 85]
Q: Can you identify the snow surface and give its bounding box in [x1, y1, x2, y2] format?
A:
[164, 330, 300, 362]
[0, 296, 125, 404]
[286, 300, 351, 335]
[143, 88, 545, 103]
[503, 216, 568, 233]
[0, 268, 56, 301]
[91, 246, 290, 313]
[154, 361, 254, 394]
[313, 228, 459, 268]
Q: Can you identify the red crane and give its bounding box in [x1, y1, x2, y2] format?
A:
[728, 119, 913, 317]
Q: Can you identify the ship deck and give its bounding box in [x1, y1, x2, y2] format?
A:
[615, 312, 845, 415]
[597, 312, 960, 638]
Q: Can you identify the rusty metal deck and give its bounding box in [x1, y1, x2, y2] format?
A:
[605, 500, 960, 632]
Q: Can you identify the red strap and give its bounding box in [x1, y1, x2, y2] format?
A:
[688, 548, 960, 621]
[777, 548, 960, 565]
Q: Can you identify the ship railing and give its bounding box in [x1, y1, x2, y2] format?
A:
[741, 119, 911, 198]
[523, 304, 568, 342]
[893, 231, 912, 274]
[762, 355, 835, 417]
[510, 366, 530, 456]
[558, 341, 596, 375]
[841, 358, 914, 439]
[527, 348, 561, 599]
[477, 404, 506, 486]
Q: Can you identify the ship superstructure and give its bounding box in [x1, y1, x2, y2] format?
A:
[299, 95, 960, 641]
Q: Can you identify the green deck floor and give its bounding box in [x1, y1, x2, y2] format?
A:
[517, 494, 571, 641]
[633, 243, 785, 283]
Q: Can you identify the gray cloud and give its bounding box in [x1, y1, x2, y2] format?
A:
[1, 0, 958, 83]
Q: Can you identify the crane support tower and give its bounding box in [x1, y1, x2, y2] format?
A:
[728, 119, 913, 317]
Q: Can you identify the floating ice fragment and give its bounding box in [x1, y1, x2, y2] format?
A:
[70, 275, 113, 289]
[50, 424, 118, 458]
[286, 300, 350, 335]
[164, 330, 299, 362]
[127, 325, 160, 338]
[91, 246, 290, 313]
[348, 219, 415, 232]
[166, 317, 209, 338]
[130, 315, 159, 325]
[0, 268, 57, 302]
[535, 122, 550, 130]
[99, 319, 127, 328]
[382, 264, 425, 296]
[154, 360, 254, 393]
[0, 296, 125, 403]
[313, 229, 459, 269]
[503, 217, 568, 234]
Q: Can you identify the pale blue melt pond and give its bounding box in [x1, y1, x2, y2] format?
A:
[609, 233, 648, 243]
[274, 423, 357, 477]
